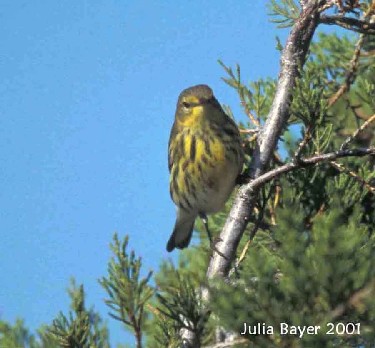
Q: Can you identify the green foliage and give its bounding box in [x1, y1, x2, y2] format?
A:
[154, 267, 210, 347]
[308, 32, 374, 150]
[268, 0, 300, 28]
[219, 60, 276, 123]
[47, 279, 110, 348]
[309, 33, 354, 84]
[289, 64, 329, 126]
[99, 234, 154, 348]
[145, 252, 213, 347]
[356, 66, 375, 111]
[210, 203, 375, 347]
[0, 319, 58, 348]
[0, 282, 108, 348]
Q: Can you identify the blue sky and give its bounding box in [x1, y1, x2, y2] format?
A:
[0, 1, 290, 346]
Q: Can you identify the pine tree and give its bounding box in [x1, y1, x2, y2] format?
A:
[0, 318, 58, 348]
[46, 279, 110, 348]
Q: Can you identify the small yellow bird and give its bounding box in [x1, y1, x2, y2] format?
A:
[167, 84, 244, 252]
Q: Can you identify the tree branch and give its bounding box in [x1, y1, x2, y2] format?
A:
[215, 146, 375, 290]
[328, 33, 365, 107]
[207, 1, 322, 279]
[328, 1, 375, 106]
[329, 279, 375, 320]
[320, 15, 375, 34]
[247, 147, 375, 190]
[340, 113, 375, 150]
[203, 338, 249, 348]
[329, 160, 375, 194]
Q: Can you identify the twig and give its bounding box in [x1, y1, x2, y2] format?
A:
[235, 240, 251, 271]
[294, 125, 313, 161]
[306, 202, 326, 228]
[203, 338, 249, 348]
[181, 328, 199, 348]
[239, 128, 258, 134]
[230, 184, 275, 275]
[329, 280, 375, 320]
[335, 0, 361, 13]
[237, 75, 260, 128]
[328, 34, 365, 107]
[320, 15, 375, 34]
[270, 184, 281, 225]
[252, 147, 374, 188]
[329, 161, 375, 193]
[241, 100, 260, 128]
[318, 1, 336, 13]
[328, 2, 375, 107]
[340, 113, 375, 150]
[361, 49, 375, 57]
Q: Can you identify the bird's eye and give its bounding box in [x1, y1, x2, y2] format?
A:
[182, 101, 190, 108]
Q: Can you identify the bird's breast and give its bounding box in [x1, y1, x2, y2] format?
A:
[170, 127, 240, 214]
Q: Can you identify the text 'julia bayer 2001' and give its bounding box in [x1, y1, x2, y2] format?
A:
[240, 322, 361, 338]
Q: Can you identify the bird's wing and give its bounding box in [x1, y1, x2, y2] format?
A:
[168, 120, 179, 172]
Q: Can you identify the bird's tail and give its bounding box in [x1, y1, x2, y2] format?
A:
[166, 210, 196, 252]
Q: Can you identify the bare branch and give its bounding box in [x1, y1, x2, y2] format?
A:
[328, 2, 375, 106]
[229, 185, 275, 277]
[248, 147, 375, 191]
[320, 15, 375, 34]
[294, 125, 313, 160]
[328, 33, 365, 107]
[203, 338, 248, 348]
[329, 280, 375, 320]
[329, 161, 375, 194]
[299, 0, 308, 11]
[340, 113, 375, 150]
[207, 0, 322, 279]
[240, 98, 260, 128]
[181, 329, 200, 348]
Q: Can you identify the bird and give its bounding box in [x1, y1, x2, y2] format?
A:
[167, 84, 244, 252]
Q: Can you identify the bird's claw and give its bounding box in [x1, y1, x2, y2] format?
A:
[210, 237, 228, 259]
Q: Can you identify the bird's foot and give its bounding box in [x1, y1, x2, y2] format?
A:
[236, 173, 249, 185]
[209, 236, 228, 260]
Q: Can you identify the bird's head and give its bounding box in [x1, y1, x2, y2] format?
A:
[175, 84, 223, 127]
